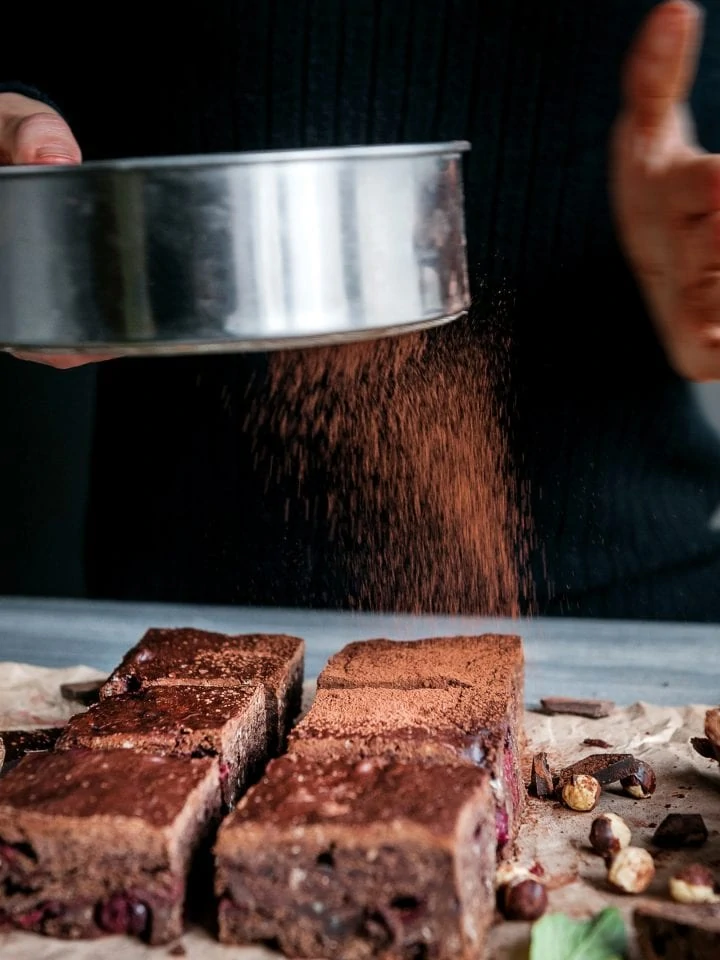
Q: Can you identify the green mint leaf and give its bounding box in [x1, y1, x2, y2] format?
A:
[530, 908, 628, 960]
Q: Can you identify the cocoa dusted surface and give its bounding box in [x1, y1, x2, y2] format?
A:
[0, 750, 216, 828]
[291, 686, 504, 751]
[100, 629, 304, 695]
[317, 634, 522, 696]
[222, 753, 490, 840]
[57, 686, 264, 747]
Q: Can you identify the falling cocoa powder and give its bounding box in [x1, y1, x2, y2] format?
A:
[247, 315, 530, 615]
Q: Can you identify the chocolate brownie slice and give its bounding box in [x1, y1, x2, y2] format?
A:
[0, 750, 220, 943]
[215, 753, 496, 959]
[56, 686, 268, 807]
[313, 635, 525, 849]
[100, 629, 305, 749]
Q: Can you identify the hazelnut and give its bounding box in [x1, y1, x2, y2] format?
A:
[620, 762, 656, 799]
[669, 864, 720, 905]
[561, 774, 601, 812]
[607, 846, 655, 894]
[589, 812, 632, 857]
[502, 878, 548, 921]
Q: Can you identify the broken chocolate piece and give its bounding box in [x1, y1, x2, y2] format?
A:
[634, 901, 720, 960]
[0, 729, 63, 770]
[529, 752, 554, 799]
[556, 753, 640, 789]
[653, 814, 708, 849]
[692, 737, 720, 761]
[583, 738, 613, 749]
[60, 679, 105, 707]
[540, 697, 614, 719]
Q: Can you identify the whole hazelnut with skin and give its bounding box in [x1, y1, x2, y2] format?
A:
[502, 878, 548, 921]
[669, 865, 720, 905]
[620, 762, 656, 799]
[607, 846, 655, 894]
[562, 774, 601, 812]
[589, 813, 632, 857]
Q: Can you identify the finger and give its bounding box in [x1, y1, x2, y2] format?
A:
[674, 210, 720, 291]
[8, 351, 117, 368]
[623, 0, 703, 135]
[7, 112, 81, 165]
[662, 154, 720, 220]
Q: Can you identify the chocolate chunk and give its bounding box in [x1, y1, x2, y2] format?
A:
[557, 753, 640, 788]
[652, 814, 709, 849]
[692, 737, 719, 761]
[168, 946, 187, 957]
[60, 679, 105, 706]
[0, 728, 63, 769]
[540, 697, 614, 719]
[634, 901, 720, 960]
[529, 752, 554, 799]
[583, 738, 613, 749]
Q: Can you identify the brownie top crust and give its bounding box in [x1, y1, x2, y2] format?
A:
[219, 753, 490, 843]
[0, 750, 217, 828]
[291, 686, 507, 746]
[57, 686, 265, 747]
[100, 629, 304, 696]
[317, 635, 522, 692]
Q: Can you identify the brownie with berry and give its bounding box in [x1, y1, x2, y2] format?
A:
[214, 753, 496, 959]
[0, 749, 220, 943]
[100, 629, 305, 749]
[56, 686, 268, 807]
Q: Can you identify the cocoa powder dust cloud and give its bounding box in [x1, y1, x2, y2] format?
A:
[248, 316, 531, 616]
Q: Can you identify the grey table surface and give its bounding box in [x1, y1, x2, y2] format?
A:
[0, 596, 717, 707]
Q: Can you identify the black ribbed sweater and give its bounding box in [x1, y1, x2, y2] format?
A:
[5, 0, 720, 617]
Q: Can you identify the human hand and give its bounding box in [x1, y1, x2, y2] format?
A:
[612, 0, 720, 381]
[0, 92, 114, 369]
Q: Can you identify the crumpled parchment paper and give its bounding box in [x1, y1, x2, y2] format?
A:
[0, 663, 717, 959]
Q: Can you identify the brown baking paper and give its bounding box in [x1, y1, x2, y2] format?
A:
[0, 663, 717, 960]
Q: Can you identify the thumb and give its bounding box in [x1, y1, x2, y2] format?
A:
[8, 111, 81, 165]
[623, 0, 703, 135]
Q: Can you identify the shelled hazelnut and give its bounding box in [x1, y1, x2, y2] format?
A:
[620, 762, 656, 799]
[589, 813, 632, 857]
[561, 774, 601, 812]
[607, 846, 655, 894]
[669, 865, 720, 905]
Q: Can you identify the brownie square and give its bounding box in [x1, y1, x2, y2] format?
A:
[0, 750, 220, 944]
[0, 729, 64, 775]
[290, 685, 521, 851]
[215, 753, 496, 959]
[100, 629, 305, 749]
[56, 686, 268, 807]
